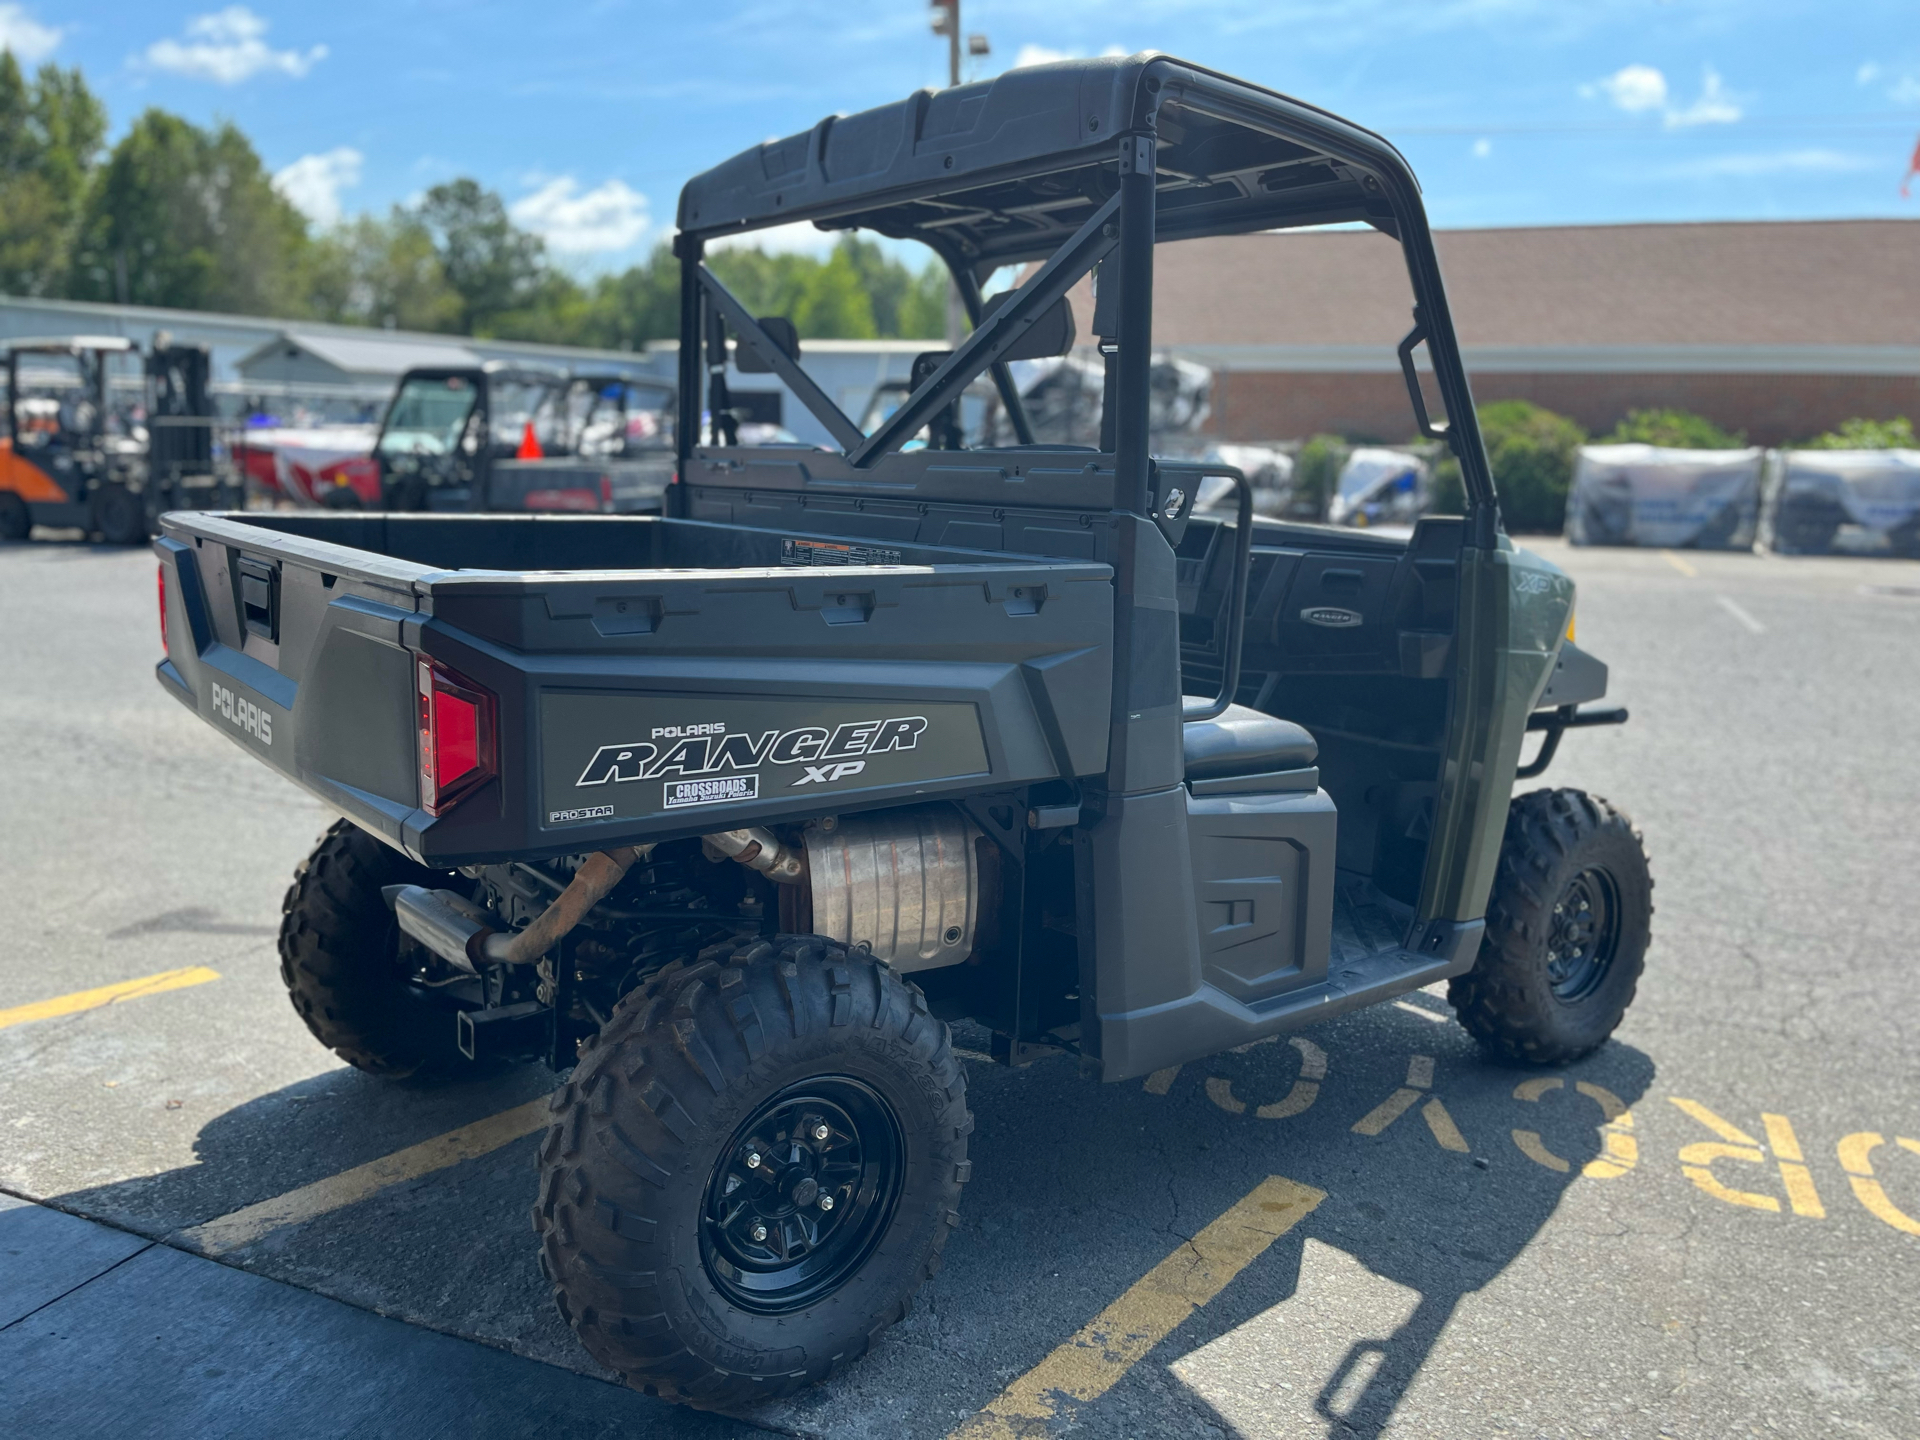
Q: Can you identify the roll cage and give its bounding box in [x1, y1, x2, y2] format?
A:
[670, 50, 1500, 543]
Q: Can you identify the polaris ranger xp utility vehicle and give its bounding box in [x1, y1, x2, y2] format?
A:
[154, 53, 1649, 1411]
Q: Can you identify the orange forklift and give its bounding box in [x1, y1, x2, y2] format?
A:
[0, 335, 241, 544]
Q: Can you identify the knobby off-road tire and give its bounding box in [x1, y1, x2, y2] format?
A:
[1449, 788, 1652, 1066]
[534, 935, 971, 1411]
[278, 818, 465, 1078]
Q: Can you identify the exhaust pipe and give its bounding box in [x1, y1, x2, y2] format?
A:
[385, 843, 652, 972]
[703, 827, 806, 883]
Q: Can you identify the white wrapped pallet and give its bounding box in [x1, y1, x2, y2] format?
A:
[1768, 449, 1920, 557]
[1329, 447, 1428, 527]
[1566, 443, 1763, 549]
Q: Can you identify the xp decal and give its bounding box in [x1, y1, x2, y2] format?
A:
[540, 694, 990, 826]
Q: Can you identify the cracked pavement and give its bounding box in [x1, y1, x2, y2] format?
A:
[1, 536, 1916, 1439]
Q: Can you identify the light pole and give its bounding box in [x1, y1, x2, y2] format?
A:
[929, 2, 990, 338]
[929, 0, 988, 88]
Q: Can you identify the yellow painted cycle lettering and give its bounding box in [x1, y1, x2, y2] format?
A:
[1509, 1078, 1636, 1178]
[1836, 1132, 1920, 1238]
[1203, 1038, 1326, 1120]
[1762, 1114, 1825, 1219]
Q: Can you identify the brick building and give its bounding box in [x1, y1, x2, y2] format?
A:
[1135, 219, 1920, 446]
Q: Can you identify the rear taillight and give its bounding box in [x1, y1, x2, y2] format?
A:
[417, 658, 496, 816]
[599, 474, 614, 511]
[158, 564, 169, 654]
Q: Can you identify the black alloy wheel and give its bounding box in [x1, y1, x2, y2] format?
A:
[1544, 867, 1621, 1003]
[701, 1077, 905, 1315]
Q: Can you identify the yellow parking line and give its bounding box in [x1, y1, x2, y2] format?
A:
[179, 1096, 552, 1256]
[1661, 550, 1699, 577]
[948, 1175, 1325, 1439]
[0, 966, 221, 1031]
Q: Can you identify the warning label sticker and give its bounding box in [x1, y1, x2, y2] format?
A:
[781, 538, 904, 567]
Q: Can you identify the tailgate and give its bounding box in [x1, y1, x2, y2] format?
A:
[155, 513, 433, 847]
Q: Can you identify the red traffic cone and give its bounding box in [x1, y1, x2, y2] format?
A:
[515, 421, 543, 460]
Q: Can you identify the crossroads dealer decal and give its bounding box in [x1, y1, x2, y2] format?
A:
[539, 694, 989, 827]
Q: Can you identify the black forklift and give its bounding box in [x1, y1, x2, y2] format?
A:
[1, 335, 239, 543]
[156, 52, 1648, 1410]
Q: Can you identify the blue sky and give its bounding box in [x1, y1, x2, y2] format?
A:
[11, 1, 1920, 272]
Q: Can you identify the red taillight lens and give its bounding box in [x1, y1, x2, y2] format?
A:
[599, 474, 614, 510]
[158, 564, 169, 654]
[417, 658, 497, 816]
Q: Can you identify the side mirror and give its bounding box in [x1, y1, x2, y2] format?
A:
[735, 316, 800, 373]
[979, 289, 1077, 362]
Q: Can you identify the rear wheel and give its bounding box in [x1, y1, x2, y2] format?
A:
[92, 484, 148, 545]
[534, 935, 970, 1410]
[1449, 789, 1652, 1065]
[277, 819, 466, 1077]
[0, 492, 28, 541]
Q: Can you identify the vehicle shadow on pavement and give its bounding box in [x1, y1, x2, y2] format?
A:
[37, 1002, 1655, 1439]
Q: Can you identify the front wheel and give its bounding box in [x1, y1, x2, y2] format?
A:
[92, 484, 148, 545]
[534, 935, 971, 1410]
[1449, 789, 1652, 1065]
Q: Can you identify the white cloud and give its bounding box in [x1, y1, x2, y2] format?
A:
[1857, 62, 1881, 86]
[1012, 43, 1126, 70]
[1587, 63, 1668, 114]
[1665, 66, 1741, 128]
[1582, 63, 1742, 129]
[1471, 137, 1492, 159]
[510, 177, 650, 255]
[707, 220, 836, 257]
[273, 147, 362, 227]
[1657, 148, 1873, 180]
[143, 7, 326, 84]
[1893, 75, 1920, 106]
[0, 3, 60, 61]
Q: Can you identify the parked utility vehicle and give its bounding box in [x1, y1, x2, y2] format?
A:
[358, 363, 674, 514]
[155, 53, 1649, 1411]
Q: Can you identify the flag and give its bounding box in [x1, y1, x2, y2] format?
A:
[1903, 134, 1920, 198]
[515, 422, 543, 460]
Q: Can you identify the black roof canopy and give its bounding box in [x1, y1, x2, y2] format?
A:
[677, 53, 1416, 270]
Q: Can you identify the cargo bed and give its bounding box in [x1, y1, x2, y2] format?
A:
[155, 511, 1114, 866]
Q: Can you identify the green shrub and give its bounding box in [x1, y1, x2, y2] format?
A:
[1603, 407, 1745, 449]
[1429, 455, 1466, 516]
[1798, 416, 1916, 450]
[1471, 400, 1587, 532]
[1291, 433, 1345, 520]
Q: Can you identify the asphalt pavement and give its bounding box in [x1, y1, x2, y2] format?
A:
[1, 532, 1916, 1440]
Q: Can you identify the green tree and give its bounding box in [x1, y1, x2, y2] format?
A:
[306, 209, 462, 332]
[572, 245, 681, 350]
[1291, 434, 1346, 520]
[69, 109, 309, 314]
[1799, 416, 1916, 450]
[0, 55, 107, 296]
[1431, 400, 1587, 531]
[1603, 407, 1744, 449]
[416, 178, 547, 334]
